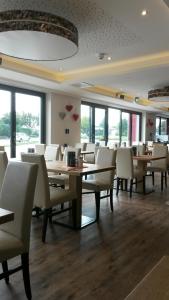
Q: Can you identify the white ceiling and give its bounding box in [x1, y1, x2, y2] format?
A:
[0, 0, 169, 114]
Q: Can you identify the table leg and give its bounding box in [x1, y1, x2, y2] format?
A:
[136, 161, 154, 194]
[69, 175, 97, 229]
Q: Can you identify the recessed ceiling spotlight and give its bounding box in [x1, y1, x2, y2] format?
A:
[97, 53, 107, 60]
[141, 9, 147, 16]
[96, 53, 112, 61]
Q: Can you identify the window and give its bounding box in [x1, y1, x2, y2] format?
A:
[121, 112, 130, 146]
[95, 107, 106, 146]
[81, 104, 91, 142]
[155, 116, 168, 141]
[108, 108, 120, 146]
[161, 118, 167, 135]
[81, 101, 141, 146]
[0, 84, 45, 158]
[131, 113, 141, 145]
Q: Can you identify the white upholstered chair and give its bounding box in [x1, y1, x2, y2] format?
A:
[35, 143, 46, 155]
[48, 147, 81, 188]
[0, 161, 38, 299]
[44, 145, 60, 161]
[83, 143, 96, 164]
[147, 144, 168, 191]
[116, 147, 146, 197]
[82, 148, 116, 220]
[21, 153, 77, 242]
[0, 151, 8, 191]
[137, 144, 146, 155]
[75, 142, 86, 151]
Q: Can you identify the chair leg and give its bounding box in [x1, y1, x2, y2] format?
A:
[60, 185, 65, 210]
[95, 191, 100, 221]
[161, 172, 163, 191]
[129, 179, 133, 198]
[124, 179, 128, 191]
[2, 261, 9, 284]
[21, 253, 32, 300]
[110, 188, 113, 211]
[143, 176, 146, 194]
[42, 209, 49, 243]
[72, 200, 77, 229]
[165, 172, 167, 187]
[120, 179, 124, 191]
[48, 208, 53, 224]
[116, 178, 120, 196]
[152, 172, 155, 186]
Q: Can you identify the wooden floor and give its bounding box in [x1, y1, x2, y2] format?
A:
[1, 175, 169, 299]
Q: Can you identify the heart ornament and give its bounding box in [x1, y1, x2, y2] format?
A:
[72, 113, 79, 121]
[65, 104, 73, 112]
[59, 112, 66, 120]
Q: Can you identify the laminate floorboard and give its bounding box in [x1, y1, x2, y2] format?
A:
[1, 175, 169, 299]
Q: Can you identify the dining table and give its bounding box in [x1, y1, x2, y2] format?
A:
[0, 208, 14, 225]
[133, 154, 167, 193]
[46, 160, 115, 229]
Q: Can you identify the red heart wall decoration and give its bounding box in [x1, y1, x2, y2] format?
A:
[65, 104, 73, 112]
[72, 113, 79, 121]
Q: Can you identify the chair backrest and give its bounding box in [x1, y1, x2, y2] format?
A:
[21, 154, 50, 209]
[75, 142, 86, 151]
[137, 144, 146, 155]
[0, 161, 38, 252]
[94, 148, 115, 185]
[116, 148, 133, 179]
[63, 147, 81, 163]
[35, 144, 46, 155]
[0, 146, 5, 151]
[151, 144, 168, 170]
[0, 151, 8, 191]
[84, 143, 96, 163]
[44, 145, 60, 161]
[49, 144, 62, 160]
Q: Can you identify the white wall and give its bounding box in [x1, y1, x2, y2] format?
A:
[46, 93, 81, 146]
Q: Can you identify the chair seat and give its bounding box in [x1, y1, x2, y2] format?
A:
[0, 230, 24, 262]
[82, 179, 111, 191]
[146, 166, 166, 172]
[48, 187, 76, 208]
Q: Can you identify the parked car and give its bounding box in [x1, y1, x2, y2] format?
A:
[16, 133, 30, 142]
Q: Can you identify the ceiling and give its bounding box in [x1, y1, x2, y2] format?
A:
[0, 0, 169, 114]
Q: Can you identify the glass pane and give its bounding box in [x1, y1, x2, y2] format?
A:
[80, 104, 91, 143]
[131, 114, 140, 145]
[15, 93, 41, 158]
[121, 112, 130, 146]
[156, 117, 160, 135]
[161, 118, 167, 135]
[0, 90, 11, 157]
[95, 107, 106, 146]
[108, 108, 120, 147]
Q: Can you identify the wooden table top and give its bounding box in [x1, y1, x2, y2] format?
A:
[133, 155, 166, 162]
[46, 161, 115, 176]
[81, 150, 94, 155]
[0, 208, 14, 225]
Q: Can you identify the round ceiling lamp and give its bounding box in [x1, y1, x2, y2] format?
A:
[148, 86, 169, 102]
[0, 10, 78, 61]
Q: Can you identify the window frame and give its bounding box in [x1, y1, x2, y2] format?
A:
[81, 100, 142, 146]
